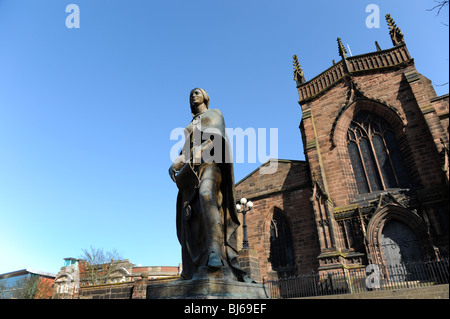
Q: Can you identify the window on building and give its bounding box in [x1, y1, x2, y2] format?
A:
[347, 112, 410, 194]
[269, 209, 295, 276]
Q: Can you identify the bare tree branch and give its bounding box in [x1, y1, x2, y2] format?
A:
[428, 0, 449, 16]
[9, 276, 39, 299]
[78, 246, 123, 286]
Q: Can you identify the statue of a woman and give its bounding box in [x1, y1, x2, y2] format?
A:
[169, 88, 253, 282]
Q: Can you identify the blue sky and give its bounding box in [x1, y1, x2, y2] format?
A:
[0, 0, 448, 275]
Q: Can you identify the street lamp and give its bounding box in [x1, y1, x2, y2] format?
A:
[236, 197, 253, 249]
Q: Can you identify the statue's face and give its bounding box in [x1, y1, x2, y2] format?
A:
[190, 89, 204, 106]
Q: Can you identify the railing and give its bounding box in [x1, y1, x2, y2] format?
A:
[263, 258, 449, 299]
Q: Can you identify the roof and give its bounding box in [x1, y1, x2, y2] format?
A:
[0, 268, 56, 279]
[235, 158, 306, 187]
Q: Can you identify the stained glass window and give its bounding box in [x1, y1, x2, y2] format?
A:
[348, 141, 369, 193]
[347, 112, 410, 194]
[269, 209, 295, 272]
[372, 134, 397, 188]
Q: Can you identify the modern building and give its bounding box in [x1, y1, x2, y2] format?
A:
[0, 269, 55, 299]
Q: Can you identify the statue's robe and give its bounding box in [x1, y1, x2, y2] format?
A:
[175, 108, 251, 282]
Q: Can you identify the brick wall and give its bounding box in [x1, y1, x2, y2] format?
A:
[236, 41, 449, 279]
[295, 43, 449, 266]
[235, 160, 321, 279]
[77, 277, 180, 299]
[300, 66, 446, 208]
[431, 94, 449, 137]
[78, 282, 134, 299]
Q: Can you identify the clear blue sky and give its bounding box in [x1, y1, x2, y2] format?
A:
[0, 0, 448, 275]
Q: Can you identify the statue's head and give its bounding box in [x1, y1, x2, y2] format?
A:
[190, 88, 210, 116]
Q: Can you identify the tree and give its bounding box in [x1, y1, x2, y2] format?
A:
[78, 246, 124, 286]
[0, 280, 9, 299]
[9, 276, 39, 299]
[428, 0, 449, 16]
[428, 0, 449, 87]
[0, 274, 54, 299]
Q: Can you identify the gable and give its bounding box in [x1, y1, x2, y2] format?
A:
[235, 159, 310, 200]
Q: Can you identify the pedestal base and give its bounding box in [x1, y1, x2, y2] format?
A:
[146, 279, 270, 299]
[238, 249, 261, 283]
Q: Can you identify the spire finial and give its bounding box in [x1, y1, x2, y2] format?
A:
[375, 41, 382, 51]
[385, 14, 405, 46]
[293, 55, 305, 84]
[337, 37, 347, 59]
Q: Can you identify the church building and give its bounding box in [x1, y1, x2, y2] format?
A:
[235, 15, 449, 281]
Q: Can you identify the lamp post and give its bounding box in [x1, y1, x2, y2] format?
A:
[236, 197, 253, 249]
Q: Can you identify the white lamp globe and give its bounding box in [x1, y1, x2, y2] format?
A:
[240, 198, 247, 205]
[247, 201, 253, 209]
[236, 204, 241, 211]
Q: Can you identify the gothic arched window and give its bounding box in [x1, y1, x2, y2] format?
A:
[347, 112, 410, 194]
[269, 209, 295, 274]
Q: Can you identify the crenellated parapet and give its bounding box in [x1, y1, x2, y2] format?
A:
[295, 44, 412, 104]
[294, 14, 413, 105]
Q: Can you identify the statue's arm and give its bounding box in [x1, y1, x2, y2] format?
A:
[169, 154, 185, 182]
[192, 138, 214, 165]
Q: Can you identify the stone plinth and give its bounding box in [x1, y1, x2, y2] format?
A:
[146, 279, 270, 299]
[238, 249, 261, 283]
[131, 277, 148, 299]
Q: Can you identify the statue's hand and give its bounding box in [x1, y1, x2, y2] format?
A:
[169, 155, 184, 182]
[169, 165, 178, 183]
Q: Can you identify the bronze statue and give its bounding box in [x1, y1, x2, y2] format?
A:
[169, 88, 253, 282]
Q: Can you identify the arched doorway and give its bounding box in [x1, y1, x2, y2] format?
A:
[380, 219, 424, 282]
[381, 219, 423, 265]
[367, 205, 433, 282]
